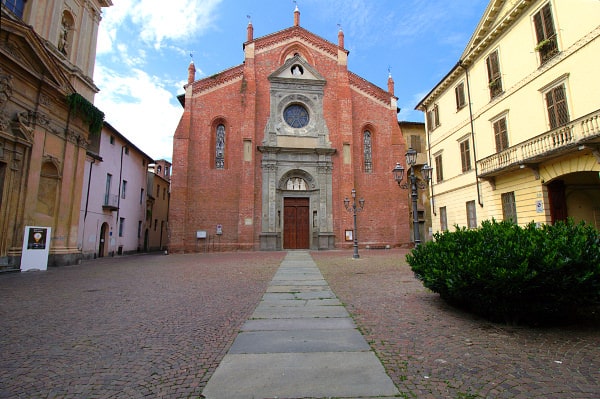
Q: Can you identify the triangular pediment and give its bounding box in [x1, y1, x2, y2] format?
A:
[268, 55, 326, 84]
[0, 12, 74, 93]
[462, 0, 532, 60]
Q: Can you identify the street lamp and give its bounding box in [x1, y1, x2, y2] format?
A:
[392, 148, 432, 247]
[343, 188, 365, 259]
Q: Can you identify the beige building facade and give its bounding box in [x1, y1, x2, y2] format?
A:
[146, 159, 170, 252]
[0, 0, 111, 270]
[417, 0, 600, 232]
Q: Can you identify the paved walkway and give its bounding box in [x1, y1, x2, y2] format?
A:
[202, 251, 398, 398]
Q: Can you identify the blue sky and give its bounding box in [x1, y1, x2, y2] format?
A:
[94, 0, 489, 161]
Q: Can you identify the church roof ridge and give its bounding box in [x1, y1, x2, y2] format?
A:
[348, 71, 395, 104]
[191, 64, 244, 94]
[249, 25, 344, 57]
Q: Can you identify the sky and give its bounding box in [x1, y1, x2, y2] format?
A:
[94, 0, 490, 162]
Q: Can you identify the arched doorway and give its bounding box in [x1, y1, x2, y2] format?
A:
[546, 172, 600, 227]
[98, 222, 108, 257]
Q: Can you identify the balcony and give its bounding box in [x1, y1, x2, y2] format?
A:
[478, 109, 600, 178]
[102, 193, 119, 211]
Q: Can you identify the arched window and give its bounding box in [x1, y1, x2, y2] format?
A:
[215, 124, 225, 169]
[36, 161, 60, 216]
[363, 130, 373, 173]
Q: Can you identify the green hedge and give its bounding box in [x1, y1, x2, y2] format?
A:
[406, 219, 600, 325]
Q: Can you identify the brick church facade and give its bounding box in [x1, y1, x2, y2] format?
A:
[169, 8, 411, 252]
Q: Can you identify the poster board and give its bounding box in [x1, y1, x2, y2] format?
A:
[21, 226, 51, 271]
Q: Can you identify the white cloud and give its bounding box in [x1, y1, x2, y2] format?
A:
[94, 64, 182, 161]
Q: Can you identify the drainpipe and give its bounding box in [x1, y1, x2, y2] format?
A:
[459, 61, 483, 207]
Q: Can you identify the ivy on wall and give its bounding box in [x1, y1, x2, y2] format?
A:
[66, 93, 105, 136]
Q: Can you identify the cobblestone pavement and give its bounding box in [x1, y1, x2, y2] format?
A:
[0, 252, 284, 399]
[2, 250, 599, 399]
[312, 249, 600, 399]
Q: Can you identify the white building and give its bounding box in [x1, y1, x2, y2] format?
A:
[79, 122, 154, 258]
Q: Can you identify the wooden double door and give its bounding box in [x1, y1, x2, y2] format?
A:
[284, 197, 310, 249]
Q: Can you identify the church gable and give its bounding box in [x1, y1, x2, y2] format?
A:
[254, 26, 341, 61]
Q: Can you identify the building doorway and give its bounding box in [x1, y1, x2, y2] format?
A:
[284, 197, 310, 249]
[98, 222, 108, 257]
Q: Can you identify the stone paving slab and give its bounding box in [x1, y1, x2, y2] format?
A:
[201, 352, 399, 399]
[229, 328, 371, 353]
[242, 317, 356, 331]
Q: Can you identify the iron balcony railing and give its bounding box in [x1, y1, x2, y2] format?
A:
[478, 109, 600, 176]
[103, 193, 119, 210]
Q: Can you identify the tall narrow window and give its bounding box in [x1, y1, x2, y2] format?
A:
[140, 188, 144, 204]
[460, 139, 472, 172]
[119, 217, 125, 237]
[105, 173, 112, 205]
[486, 50, 503, 99]
[121, 180, 127, 199]
[434, 154, 444, 183]
[363, 130, 372, 173]
[534, 3, 558, 64]
[215, 124, 225, 169]
[466, 200, 477, 229]
[455, 82, 466, 110]
[546, 85, 570, 129]
[501, 192, 517, 223]
[440, 206, 448, 231]
[493, 117, 509, 152]
[137, 221, 142, 238]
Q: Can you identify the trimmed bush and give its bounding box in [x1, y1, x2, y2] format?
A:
[406, 219, 600, 325]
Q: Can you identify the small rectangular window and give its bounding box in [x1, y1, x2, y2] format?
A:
[440, 206, 448, 231]
[156, 184, 160, 198]
[137, 221, 142, 238]
[455, 82, 466, 110]
[427, 105, 440, 131]
[140, 188, 144, 204]
[435, 154, 444, 183]
[466, 200, 477, 229]
[124, 147, 129, 155]
[410, 135, 422, 153]
[460, 139, 472, 172]
[501, 192, 518, 223]
[119, 217, 125, 237]
[121, 180, 127, 199]
[493, 117, 509, 152]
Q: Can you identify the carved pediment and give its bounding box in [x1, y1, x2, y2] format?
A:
[0, 12, 74, 93]
[268, 55, 326, 85]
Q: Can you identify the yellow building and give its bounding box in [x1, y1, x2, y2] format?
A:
[0, 0, 111, 269]
[146, 159, 170, 252]
[416, 0, 600, 232]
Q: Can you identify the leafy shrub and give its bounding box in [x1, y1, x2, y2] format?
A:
[406, 219, 600, 325]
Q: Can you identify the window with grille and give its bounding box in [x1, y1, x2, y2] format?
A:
[545, 85, 570, 129]
[455, 82, 466, 110]
[460, 139, 472, 172]
[363, 130, 372, 173]
[501, 192, 517, 223]
[215, 124, 225, 169]
[534, 3, 558, 64]
[493, 117, 509, 152]
[486, 50, 503, 99]
[434, 154, 443, 183]
[466, 200, 477, 229]
[427, 104, 440, 131]
[440, 206, 448, 231]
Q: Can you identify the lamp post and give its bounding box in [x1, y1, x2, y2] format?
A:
[392, 148, 432, 247]
[343, 188, 365, 259]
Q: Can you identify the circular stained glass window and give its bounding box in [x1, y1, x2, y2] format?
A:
[283, 104, 309, 128]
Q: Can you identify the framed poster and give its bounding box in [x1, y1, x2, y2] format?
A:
[21, 226, 51, 271]
[345, 230, 353, 241]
